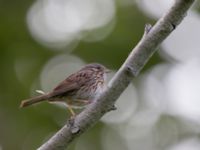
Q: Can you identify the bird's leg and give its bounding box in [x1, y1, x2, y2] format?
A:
[67, 103, 76, 118]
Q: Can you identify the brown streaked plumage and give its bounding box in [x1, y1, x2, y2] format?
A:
[20, 63, 110, 116]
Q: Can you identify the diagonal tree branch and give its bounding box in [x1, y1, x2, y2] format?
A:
[38, 0, 195, 149]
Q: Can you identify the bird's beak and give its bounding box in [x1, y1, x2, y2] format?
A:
[105, 69, 111, 73]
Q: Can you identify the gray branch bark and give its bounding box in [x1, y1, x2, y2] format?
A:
[38, 0, 195, 149]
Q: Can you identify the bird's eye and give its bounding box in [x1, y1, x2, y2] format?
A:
[96, 66, 101, 70]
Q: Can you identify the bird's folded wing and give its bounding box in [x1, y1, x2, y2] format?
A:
[50, 71, 92, 97]
[50, 79, 79, 97]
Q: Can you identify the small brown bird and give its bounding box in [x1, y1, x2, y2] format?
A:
[20, 63, 110, 117]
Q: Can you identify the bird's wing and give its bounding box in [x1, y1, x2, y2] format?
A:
[50, 77, 79, 97]
[50, 71, 91, 97]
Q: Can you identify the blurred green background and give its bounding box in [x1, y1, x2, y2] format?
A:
[1, 0, 200, 150]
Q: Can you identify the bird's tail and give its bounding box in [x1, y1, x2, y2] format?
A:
[20, 93, 51, 108]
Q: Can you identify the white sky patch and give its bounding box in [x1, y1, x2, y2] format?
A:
[165, 60, 200, 123]
[162, 12, 200, 61]
[168, 138, 200, 150]
[27, 0, 115, 49]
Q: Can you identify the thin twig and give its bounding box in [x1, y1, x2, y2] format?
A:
[38, 0, 195, 149]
